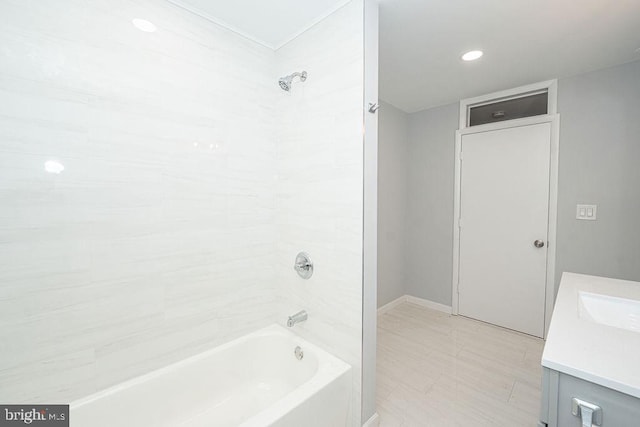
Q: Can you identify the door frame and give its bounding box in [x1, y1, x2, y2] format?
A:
[451, 113, 560, 338]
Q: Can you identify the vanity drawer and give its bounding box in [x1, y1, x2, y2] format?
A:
[542, 368, 640, 426]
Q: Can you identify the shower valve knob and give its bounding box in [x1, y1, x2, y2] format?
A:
[295, 262, 311, 271]
[294, 252, 313, 279]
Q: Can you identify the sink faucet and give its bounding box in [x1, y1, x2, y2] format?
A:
[287, 310, 308, 327]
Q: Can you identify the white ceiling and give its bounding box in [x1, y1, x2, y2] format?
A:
[168, 0, 639, 113]
[167, 0, 351, 49]
[379, 0, 640, 113]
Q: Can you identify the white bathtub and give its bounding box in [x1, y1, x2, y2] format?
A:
[70, 325, 351, 427]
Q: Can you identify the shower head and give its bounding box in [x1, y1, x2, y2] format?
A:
[278, 71, 307, 92]
[278, 78, 292, 91]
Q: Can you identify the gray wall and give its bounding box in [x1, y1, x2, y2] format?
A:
[555, 60, 640, 286]
[377, 101, 409, 306]
[395, 59, 640, 307]
[405, 103, 459, 305]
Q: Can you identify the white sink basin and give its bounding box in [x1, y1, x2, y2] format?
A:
[543, 274, 640, 399]
[578, 291, 640, 333]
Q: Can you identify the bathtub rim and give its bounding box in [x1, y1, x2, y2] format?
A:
[69, 323, 351, 417]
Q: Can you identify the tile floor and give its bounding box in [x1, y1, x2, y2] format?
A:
[376, 302, 544, 426]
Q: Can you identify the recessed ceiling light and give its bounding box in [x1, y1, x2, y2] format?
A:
[132, 18, 157, 33]
[462, 50, 483, 61]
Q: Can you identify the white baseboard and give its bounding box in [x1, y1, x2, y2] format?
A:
[377, 295, 407, 315]
[362, 412, 380, 427]
[406, 295, 452, 314]
[377, 295, 452, 315]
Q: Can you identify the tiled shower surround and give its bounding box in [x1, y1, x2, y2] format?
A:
[0, 1, 365, 424]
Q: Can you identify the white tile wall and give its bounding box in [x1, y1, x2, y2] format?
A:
[275, 1, 365, 426]
[0, 0, 279, 403]
[0, 1, 365, 424]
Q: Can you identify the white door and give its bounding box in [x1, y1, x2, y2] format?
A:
[458, 122, 551, 337]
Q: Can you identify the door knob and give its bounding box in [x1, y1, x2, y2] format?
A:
[534, 240, 545, 248]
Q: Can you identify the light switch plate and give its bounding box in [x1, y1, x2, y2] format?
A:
[576, 204, 597, 220]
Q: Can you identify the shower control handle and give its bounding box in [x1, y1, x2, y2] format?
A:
[294, 252, 313, 279]
[295, 261, 311, 271]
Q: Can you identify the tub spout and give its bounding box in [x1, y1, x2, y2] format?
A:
[287, 310, 308, 327]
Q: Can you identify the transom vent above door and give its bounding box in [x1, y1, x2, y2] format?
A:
[469, 91, 548, 126]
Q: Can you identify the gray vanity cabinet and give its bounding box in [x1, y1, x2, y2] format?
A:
[539, 367, 640, 426]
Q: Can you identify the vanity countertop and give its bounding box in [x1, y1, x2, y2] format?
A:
[542, 272, 640, 398]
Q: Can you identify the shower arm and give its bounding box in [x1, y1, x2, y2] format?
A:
[290, 71, 307, 82]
